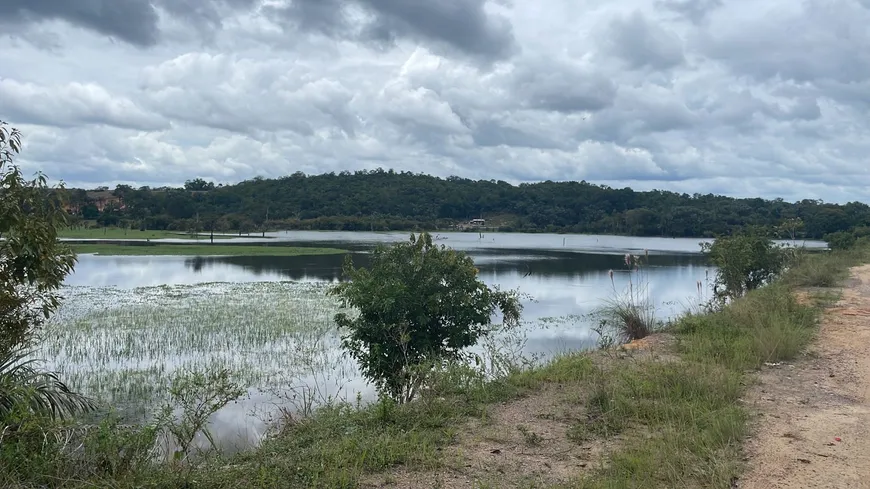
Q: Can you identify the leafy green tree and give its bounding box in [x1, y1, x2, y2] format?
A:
[1, 121, 76, 353]
[1, 121, 91, 421]
[184, 178, 215, 191]
[330, 232, 521, 403]
[701, 234, 787, 302]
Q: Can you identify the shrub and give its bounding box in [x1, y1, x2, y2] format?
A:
[824, 231, 857, 251]
[701, 234, 787, 303]
[329, 232, 521, 403]
[156, 367, 245, 463]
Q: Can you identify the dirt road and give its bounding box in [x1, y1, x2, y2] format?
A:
[740, 265, 870, 489]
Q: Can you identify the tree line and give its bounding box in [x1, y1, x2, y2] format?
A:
[61, 169, 870, 240]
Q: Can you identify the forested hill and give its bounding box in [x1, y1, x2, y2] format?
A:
[64, 169, 870, 240]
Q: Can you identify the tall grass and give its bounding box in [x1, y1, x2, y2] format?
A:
[40, 282, 356, 417]
[594, 252, 658, 344]
[784, 247, 869, 288]
[566, 247, 854, 488]
[676, 283, 819, 371]
[568, 362, 746, 488]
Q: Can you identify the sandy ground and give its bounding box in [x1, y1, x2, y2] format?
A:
[361, 383, 616, 488]
[739, 265, 870, 489]
[360, 338, 675, 489]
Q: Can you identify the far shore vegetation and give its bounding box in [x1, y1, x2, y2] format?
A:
[69, 243, 348, 256]
[3, 118, 868, 488]
[58, 227, 234, 240]
[62, 172, 870, 240]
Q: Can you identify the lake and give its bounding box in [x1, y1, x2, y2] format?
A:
[44, 232, 824, 450]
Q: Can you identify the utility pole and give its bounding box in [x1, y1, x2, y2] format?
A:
[262, 205, 269, 238]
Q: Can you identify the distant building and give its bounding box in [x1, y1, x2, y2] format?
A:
[470, 218, 485, 226]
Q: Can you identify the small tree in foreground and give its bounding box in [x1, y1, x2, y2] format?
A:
[701, 234, 787, 303]
[330, 232, 521, 403]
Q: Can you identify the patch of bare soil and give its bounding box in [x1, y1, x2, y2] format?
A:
[739, 265, 870, 489]
[362, 384, 612, 488]
[361, 335, 679, 489]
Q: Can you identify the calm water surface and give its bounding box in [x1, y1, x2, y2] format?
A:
[55, 232, 823, 450]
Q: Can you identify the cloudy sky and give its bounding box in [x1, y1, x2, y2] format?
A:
[1, 0, 868, 203]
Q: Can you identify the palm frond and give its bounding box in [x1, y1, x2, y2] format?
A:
[0, 348, 95, 423]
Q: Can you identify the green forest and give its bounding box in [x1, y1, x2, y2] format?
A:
[63, 169, 870, 240]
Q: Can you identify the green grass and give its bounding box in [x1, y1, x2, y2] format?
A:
[70, 243, 347, 256]
[59, 228, 241, 240]
[567, 362, 747, 488]
[784, 247, 869, 288]
[551, 284, 818, 489]
[560, 249, 856, 489]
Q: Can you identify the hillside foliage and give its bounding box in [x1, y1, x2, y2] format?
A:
[62, 170, 870, 239]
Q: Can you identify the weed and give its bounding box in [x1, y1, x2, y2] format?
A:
[156, 367, 245, 463]
[784, 250, 857, 288]
[517, 424, 543, 447]
[675, 284, 818, 371]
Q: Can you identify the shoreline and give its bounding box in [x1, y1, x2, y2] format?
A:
[69, 243, 348, 256]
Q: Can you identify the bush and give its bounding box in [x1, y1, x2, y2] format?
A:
[825, 231, 857, 251]
[1, 122, 91, 429]
[329, 232, 521, 403]
[701, 234, 788, 303]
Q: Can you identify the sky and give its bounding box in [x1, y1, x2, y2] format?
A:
[1, 0, 869, 203]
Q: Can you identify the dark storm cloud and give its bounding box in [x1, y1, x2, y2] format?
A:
[272, 0, 518, 61]
[2, 0, 516, 63]
[0, 0, 259, 47]
[0, 0, 161, 46]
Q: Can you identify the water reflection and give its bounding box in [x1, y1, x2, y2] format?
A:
[67, 249, 713, 327]
[60, 238, 722, 450]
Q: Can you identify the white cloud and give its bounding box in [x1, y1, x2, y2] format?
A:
[0, 79, 167, 131]
[0, 0, 868, 203]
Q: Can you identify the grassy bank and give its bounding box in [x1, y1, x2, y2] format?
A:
[71, 243, 347, 256]
[2, 248, 862, 489]
[59, 228, 243, 240]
